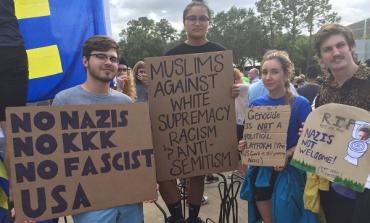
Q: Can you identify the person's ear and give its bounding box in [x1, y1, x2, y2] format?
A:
[83, 56, 89, 68]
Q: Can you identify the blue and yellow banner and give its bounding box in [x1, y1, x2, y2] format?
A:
[0, 158, 8, 210]
[15, 0, 109, 102]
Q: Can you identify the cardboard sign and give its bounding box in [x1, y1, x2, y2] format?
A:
[241, 105, 291, 166]
[145, 50, 239, 181]
[5, 103, 157, 222]
[291, 103, 370, 192]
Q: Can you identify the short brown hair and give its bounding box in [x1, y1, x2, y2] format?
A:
[83, 35, 119, 59]
[314, 24, 355, 58]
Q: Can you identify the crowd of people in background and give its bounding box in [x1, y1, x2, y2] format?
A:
[1, 0, 370, 223]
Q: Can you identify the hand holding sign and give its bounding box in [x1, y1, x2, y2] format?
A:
[231, 84, 240, 98]
[5, 103, 157, 222]
[146, 50, 239, 181]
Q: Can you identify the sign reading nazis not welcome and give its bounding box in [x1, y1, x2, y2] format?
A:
[5, 103, 157, 222]
[146, 50, 239, 181]
[291, 103, 370, 192]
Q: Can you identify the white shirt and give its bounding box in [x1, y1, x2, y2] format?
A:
[235, 83, 249, 125]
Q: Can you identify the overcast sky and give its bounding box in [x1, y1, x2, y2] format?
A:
[108, 0, 370, 40]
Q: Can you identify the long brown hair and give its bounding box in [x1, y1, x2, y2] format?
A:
[261, 50, 295, 106]
[117, 68, 137, 102]
[233, 68, 243, 83]
[133, 60, 145, 81]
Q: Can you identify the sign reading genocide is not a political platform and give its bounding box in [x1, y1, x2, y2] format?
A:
[145, 50, 239, 181]
[5, 103, 157, 222]
[291, 103, 370, 192]
[242, 105, 291, 166]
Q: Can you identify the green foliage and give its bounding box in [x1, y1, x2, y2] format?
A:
[118, 17, 178, 67]
[334, 176, 365, 192]
[290, 159, 316, 172]
[117, 0, 340, 72]
[255, 0, 340, 72]
[255, 0, 284, 48]
[208, 7, 266, 68]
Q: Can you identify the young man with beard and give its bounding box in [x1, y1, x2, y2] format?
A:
[52, 36, 143, 223]
[310, 23, 370, 223]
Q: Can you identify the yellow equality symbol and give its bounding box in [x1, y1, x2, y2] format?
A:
[14, 0, 63, 80]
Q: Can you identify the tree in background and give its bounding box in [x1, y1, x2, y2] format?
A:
[119, 17, 178, 67]
[255, 0, 340, 73]
[208, 7, 266, 68]
[117, 0, 340, 73]
[255, 0, 285, 49]
[303, 0, 340, 66]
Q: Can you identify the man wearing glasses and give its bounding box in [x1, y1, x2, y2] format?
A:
[52, 36, 143, 223]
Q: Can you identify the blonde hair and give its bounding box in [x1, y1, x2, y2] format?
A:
[133, 60, 145, 81]
[117, 68, 137, 102]
[233, 68, 243, 83]
[261, 50, 295, 105]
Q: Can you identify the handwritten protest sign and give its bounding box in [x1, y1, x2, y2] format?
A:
[146, 50, 239, 181]
[291, 103, 370, 192]
[5, 103, 157, 222]
[241, 105, 290, 166]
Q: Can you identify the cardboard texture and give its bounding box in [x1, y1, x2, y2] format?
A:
[5, 103, 157, 222]
[291, 103, 370, 192]
[145, 50, 239, 181]
[242, 105, 291, 166]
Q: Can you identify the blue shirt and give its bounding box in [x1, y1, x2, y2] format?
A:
[248, 79, 298, 106]
[241, 95, 316, 223]
[250, 95, 311, 149]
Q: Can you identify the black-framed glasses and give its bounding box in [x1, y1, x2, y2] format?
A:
[118, 67, 128, 72]
[90, 53, 119, 64]
[185, 15, 209, 23]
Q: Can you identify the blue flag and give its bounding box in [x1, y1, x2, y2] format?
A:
[16, 0, 108, 102]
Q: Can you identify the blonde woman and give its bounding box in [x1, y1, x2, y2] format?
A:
[239, 50, 317, 223]
[116, 59, 136, 101]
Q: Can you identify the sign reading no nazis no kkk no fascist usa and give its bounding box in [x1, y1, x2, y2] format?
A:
[146, 50, 239, 181]
[242, 105, 291, 166]
[5, 103, 157, 222]
[291, 103, 370, 192]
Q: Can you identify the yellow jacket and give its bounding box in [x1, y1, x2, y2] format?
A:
[0, 160, 8, 209]
[304, 173, 330, 223]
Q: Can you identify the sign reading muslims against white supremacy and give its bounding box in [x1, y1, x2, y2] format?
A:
[5, 103, 157, 222]
[241, 105, 291, 166]
[291, 103, 370, 192]
[146, 50, 239, 181]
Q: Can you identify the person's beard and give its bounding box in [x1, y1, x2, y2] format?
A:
[88, 64, 115, 83]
